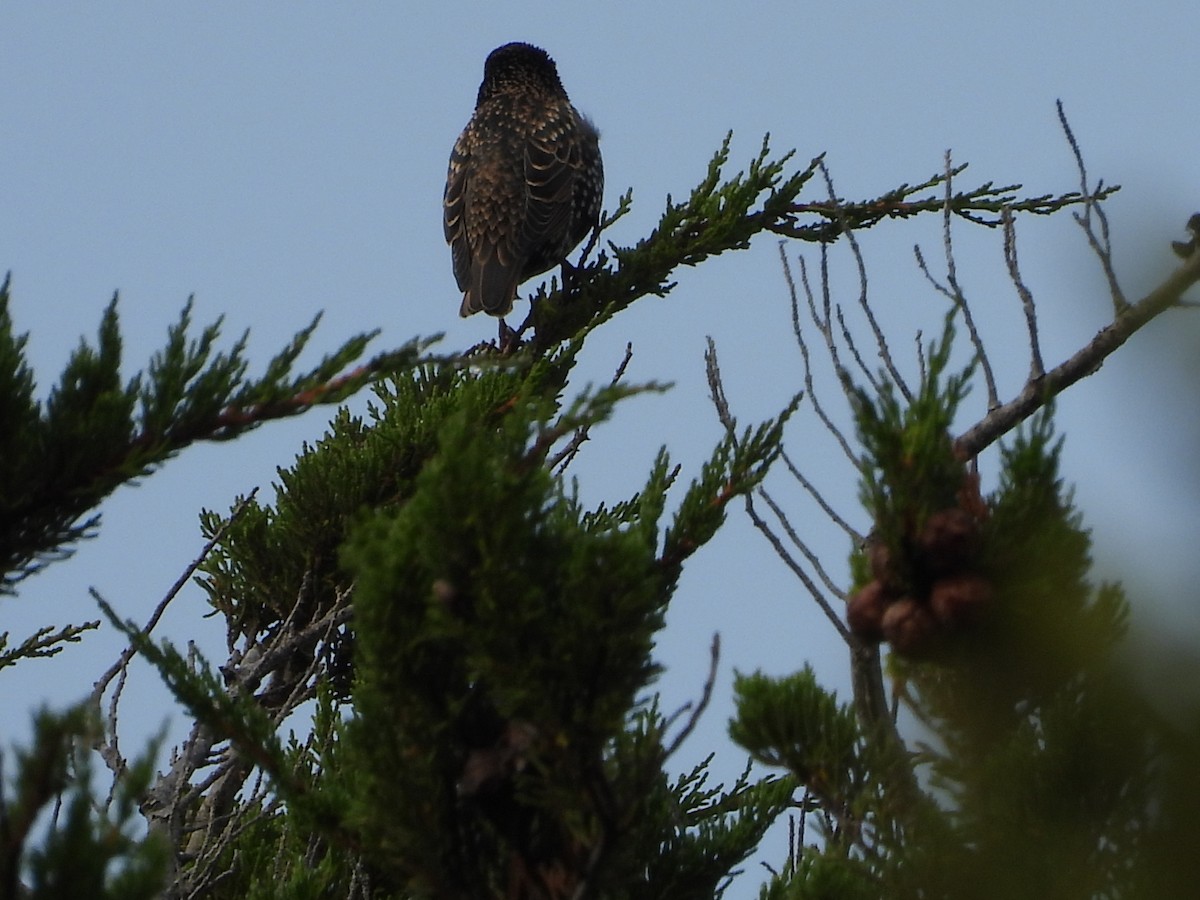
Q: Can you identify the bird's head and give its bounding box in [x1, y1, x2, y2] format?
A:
[477, 42, 567, 104]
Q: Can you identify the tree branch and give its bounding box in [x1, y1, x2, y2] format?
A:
[955, 230, 1200, 457]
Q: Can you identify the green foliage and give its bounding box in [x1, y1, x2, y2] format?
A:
[914, 412, 1128, 710]
[0, 271, 425, 893]
[115, 316, 796, 896]
[336, 386, 666, 893]
[196, 364, 484, 639]
[530, 135, 823, 349]
[731, 668, 860, 808]
[0, 620, 98, 672]
[732, 399, 1200, 898]
[887, 415, 1150, 897]
[329, 362, 793, 895]
[86, 142, 830, 894]
[756, 850, 879, 900]
[0, 274, 421, 596]
[7, 127, 1171, 899]
[850, 312, 974, 590]
[632, 752, 795, 900]
[0, 705, 167, 899]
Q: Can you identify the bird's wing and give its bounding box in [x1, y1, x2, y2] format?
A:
[444, 131, 473, 293]
[457, 133, 527, 316]
[520, 107, 582, 263]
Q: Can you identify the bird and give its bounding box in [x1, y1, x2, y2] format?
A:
[444, 42, 604, 321]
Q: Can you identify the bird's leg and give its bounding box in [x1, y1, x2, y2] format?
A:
[497, 317, 518, 353]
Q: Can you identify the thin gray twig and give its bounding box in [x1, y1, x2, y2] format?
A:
[957, 232, 1200, 455]
[91, 488, 260, 783]
[662, 634, 721, 759]
[780, 248, 858, 465]
[551, 343, 635, 473]
[755, 487, 849, 602]
[1002, 206, 1045, 379]
[939, 151, 999, 409]
[779, 449, 863, 545]
[745, 494, 851, 642]
[1057, 100, 1127, 312]
[819, 161, 911, 401]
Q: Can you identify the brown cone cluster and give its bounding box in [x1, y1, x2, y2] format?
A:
[848, 507, 993, 657]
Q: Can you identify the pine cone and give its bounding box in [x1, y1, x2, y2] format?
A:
[929, 572, 993, 629]
[864, 532, 893, 583]
[881, 596, 939, 657]
[916, 507, 980, 575]
[847, 580, 890, 642]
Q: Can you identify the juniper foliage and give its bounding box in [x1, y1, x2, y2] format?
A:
[4, 127, 1196, 898]
[732, 320, 1200, 898]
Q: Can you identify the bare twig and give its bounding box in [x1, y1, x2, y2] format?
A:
[704, 339, 736, 434]
[551, 343, 635, 473]
[767, 159, 1115, 241]
[119, 558, 355, 899]
[236, 597, 353, 707]
[956, 234, 1200, 456]
[914, 330, 928, 383]
[780, 247, 858, 465]
[819, 162, 911, 401]
[939, 152, 998, 409]
[708, 323, 851, 635]
[754, 488, 848, 603]
[91, 489, 260, 783]
[806, 248, 865, 402]
[835, 304, 883, 398]
[1057, 100, 1127, 313]
[1002, 206, 1045, 380]
[744, 494, 851, 642]
[662, 634, 721, 759]
[779, 449, 862, 545]
[913, 238, 998, 413]
[706, 325, 850, 635]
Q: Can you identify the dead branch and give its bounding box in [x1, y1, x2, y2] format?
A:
[721, 116, 1198, 832]
[955, 231, 1200, 456]
[91, 489, 259, 788]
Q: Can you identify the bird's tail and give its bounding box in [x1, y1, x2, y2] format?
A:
[460, 258, 518, 317]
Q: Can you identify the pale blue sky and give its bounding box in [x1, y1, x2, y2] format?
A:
[3, 3, 1199, 893]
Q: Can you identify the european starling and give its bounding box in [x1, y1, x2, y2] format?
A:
[444, 42, 604, 318]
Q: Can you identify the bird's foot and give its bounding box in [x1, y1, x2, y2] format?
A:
[497, 318, 520, 354]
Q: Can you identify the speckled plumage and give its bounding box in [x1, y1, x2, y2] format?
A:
[444, 42, 604, 318]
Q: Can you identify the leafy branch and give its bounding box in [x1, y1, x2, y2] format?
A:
[708, 108, 1200, 864]
[0, 278, 436, 593]
[515, 130, 1112, 355]
[0, 621, 98, 671]
[767, 163, 1117, 240]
